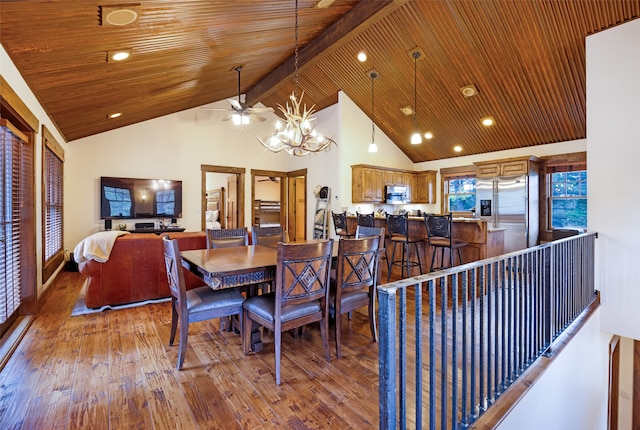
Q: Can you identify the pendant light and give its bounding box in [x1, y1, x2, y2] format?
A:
[368, 71, 379, 153]
[410, 51, 422, 145]
[257, 0, 336, 156]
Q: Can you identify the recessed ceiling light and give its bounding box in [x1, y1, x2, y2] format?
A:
[357, 51, 367, 62]
[460, 84, 478, 98]
[101, 5, 140, 26]
[108, 112, 122, 119]
[400, 106, 413, 116]
[424, 132, 434, 139]
[481, 116, 495, 126]
[108, 50, 131, 62]
[453, 145, 462, 152]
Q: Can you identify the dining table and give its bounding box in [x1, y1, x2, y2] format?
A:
[180, 241, 340, 352]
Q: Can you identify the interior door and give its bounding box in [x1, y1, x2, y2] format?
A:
[287, 175, 306, 241]
[227, 175, 238, 229]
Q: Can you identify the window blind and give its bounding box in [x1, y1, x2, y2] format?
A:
[42, 125, 64, 282]
[0, 120, 30, 324]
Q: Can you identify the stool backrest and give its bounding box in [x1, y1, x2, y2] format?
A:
[424, 213, 453, 246]
[332, 211, 349, 236]
[386, 213, 409, 239]
[356, 212, 375, 227]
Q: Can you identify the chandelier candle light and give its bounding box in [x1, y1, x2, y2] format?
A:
[257, 0, 335, 156]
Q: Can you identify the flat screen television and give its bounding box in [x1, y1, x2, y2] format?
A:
[100, 176, 183, 219]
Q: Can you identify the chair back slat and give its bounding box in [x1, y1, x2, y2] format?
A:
[335, 236, 380, 294]
[163, 237, 187, 305]
[206, 227, 249, 249]
[276, 240, 333, 306]
[252, 225, 286, 248]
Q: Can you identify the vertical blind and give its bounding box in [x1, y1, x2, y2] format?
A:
[0, 121, 30, 324]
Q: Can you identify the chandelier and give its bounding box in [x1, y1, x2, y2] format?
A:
[257, 0, 335, 156]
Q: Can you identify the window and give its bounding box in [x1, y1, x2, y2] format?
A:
[156, 189, 175, 216]
[42, 126, 64, 282]
[550, 170, 587, 229]
[444, 177, 476, 212]
[1, 119, 33, 325]
[104, 186, 132, 217]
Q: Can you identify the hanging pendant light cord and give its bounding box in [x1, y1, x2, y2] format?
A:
[294, 0, 299, 98]
[371, 74, 375, 143]
[413, 52, 418, 129]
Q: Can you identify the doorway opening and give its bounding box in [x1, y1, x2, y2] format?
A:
[201, 165, 245, 231]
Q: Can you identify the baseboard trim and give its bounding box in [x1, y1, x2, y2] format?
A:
[0, 315, 34, 372]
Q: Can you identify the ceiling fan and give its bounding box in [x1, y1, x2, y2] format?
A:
[203, 66, 274, 124]
[257, 176, 280, 183]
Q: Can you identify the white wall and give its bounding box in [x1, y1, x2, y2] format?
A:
[1, 44, 68, 296]
[587, 17, 640, 340]
[496, 309, 610, 430]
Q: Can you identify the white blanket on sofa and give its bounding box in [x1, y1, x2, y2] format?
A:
[74, 231, 130, 263]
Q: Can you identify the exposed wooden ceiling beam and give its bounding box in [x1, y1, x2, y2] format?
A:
[246, 0, 408, 106]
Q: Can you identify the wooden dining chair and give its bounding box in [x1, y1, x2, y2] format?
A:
[251, 225, 287, 248]
[206, 227, 249, 249]
[355, 225, 390, 277]
[242, 240, 334, 385]
[162, 237, 245, 370]
[331, 236, 380, 358]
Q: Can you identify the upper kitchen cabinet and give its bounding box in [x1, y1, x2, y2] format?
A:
[474, 156, 540, 178]
[352, 165, 384, 203]
[413, 170, 436, 203]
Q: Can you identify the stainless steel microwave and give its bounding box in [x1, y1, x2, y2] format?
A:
[385, 185, 407, 204]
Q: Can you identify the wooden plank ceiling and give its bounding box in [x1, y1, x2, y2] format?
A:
[1, 1, 638, 162]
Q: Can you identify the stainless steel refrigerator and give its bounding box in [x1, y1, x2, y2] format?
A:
[475, 174, 539, 253]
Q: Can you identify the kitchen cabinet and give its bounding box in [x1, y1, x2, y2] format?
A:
[475, 156, 538, 178]
[414, 170, 436, 203]
[404, 172, 416, 202]
[352, 166, 383, 203]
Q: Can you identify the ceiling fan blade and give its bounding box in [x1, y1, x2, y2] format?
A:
[228, 98, 243, 111]
[247, 106, 274, 113]
[201, 107, 234, 111]
[247, 113, 267, 122]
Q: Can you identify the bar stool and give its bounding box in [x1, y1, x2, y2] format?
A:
[386, 213, 423, 281]
[424, 213, 468, 272]
[332, 211, 354, 239]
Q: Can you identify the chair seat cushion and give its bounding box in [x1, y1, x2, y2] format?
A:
[243, 293, 321, 323]
[430, 237, 468, 248]
[186, 286, 245, 313]
[330, 289, 369, 310]
[390, 234, 423, 243]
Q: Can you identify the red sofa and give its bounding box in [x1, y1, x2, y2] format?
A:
[78, 231, 206, 308]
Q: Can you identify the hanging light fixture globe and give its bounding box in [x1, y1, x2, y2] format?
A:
[257, 0, 335, 156]
[410, 50, 422, 145]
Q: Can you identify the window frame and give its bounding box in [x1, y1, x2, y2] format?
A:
[548, 170, 587, 230]
[540, 152, 587, 233]
[41, 125, 64, 283]
[440, 165, 477, 215]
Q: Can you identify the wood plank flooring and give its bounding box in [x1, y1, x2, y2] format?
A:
[0, 271, 384, 429]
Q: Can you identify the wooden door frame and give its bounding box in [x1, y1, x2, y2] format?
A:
[251, 169, 287, 228]
[201, 165, 245, 230]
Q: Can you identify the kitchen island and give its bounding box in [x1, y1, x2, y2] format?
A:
[346, 215, 504, 276]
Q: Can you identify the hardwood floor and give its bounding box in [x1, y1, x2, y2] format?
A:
[0, 271, 385, 429]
